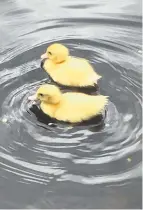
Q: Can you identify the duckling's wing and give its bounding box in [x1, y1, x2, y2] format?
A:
[67, 58, 102, 86]
[55, 93, 108, 123]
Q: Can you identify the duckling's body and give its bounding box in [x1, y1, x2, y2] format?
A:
[41, 43, 102, 88]
[41, 92, 108, 123]
[42, 56, 101, 87]
[29, 84, 108, 123]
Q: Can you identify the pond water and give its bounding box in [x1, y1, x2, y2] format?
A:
[0, 0, 142, 209]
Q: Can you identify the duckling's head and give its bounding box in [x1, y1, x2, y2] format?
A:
[41, 43, 69, 64]
[36, 84, 62, 104]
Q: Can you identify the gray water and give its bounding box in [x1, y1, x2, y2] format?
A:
[0, 0, 142, 209]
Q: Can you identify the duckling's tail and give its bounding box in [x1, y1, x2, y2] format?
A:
[93, 74, 102, 84]
[93, 95, 109, 116]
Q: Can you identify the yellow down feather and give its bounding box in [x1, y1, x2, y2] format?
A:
[35, 84, 108, 123]
[41, 43, 102, 87]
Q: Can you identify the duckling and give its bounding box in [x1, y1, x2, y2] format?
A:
[40, 43, 102, 90]
[28, 84, 108, 123]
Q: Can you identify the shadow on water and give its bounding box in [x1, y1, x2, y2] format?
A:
[0, 0, 142, 209]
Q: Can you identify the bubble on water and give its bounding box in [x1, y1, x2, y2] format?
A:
[1, 117, 8, 123]
[127, 157, 132, 162]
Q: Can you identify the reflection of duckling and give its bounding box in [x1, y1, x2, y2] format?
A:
[41, 43, 102, 88]
[28, 84, 108, 123]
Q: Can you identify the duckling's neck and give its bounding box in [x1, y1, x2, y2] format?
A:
[51, 56, 69, 65]
[43, 100, 61, 108]
[44, 93, 63, 105]
[41, 99, 62, 118]
[55, 60, 66, 64]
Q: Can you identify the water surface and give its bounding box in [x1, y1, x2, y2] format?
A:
[0, 0, 142, 209]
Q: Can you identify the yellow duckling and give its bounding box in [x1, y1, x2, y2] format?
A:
[41, 43, 102, 88]
[28, 84, 108, 123]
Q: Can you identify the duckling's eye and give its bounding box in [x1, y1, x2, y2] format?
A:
[48, 51, 52, 55]
[39, 93, 43, 97]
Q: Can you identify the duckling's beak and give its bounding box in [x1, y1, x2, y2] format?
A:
[28, 94, 40, 105]
[41, 53, 48, 59]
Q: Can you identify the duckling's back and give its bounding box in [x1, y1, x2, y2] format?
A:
[43, 57, 101, 87]
[55, 93, 108, 123]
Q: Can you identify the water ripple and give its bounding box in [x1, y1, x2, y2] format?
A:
[0, 0, 142, 208]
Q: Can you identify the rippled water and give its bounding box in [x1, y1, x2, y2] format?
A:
[0, 0, 142, 209]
